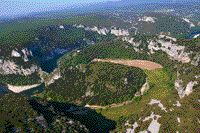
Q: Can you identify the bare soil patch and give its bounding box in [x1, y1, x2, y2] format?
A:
[92, 59, 163, 70]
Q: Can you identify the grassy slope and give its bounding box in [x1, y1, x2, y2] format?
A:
[98, 68, 177, 121]
[56, 37, 178, 121]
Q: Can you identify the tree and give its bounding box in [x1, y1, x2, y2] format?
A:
[0, 93, 44, 132]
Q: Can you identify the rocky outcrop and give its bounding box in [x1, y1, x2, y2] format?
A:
[140, 78, 149, 95]
[123, 97, 199, 133]
[175, 75, 199, 99]
[148, 35, 191, 63]
[185, 81, 198, 96]
[139, 16, 156, 23]
[191, 52, 200, 66]
[74, 24, 130, 36]
[44, 68, 61, 86]
[182, 18, 195, 28]
[59, 25, 64, 29]
[0, 48, 39, 75]
[123, 35, 196, 64]
[110, 27, 129, 36]
[121, 34, 199, 99]
[175, 78, 185, 99]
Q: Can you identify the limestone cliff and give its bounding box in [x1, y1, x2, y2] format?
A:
[0, 48, 39, 75]
[122, 34, 200, 99]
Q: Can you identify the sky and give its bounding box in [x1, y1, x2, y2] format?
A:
[0, 0, 197, 17]
[0, 0, 118, 17]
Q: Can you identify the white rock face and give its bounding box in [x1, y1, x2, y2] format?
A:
[182, 18, 195, 28]
[173, 101, 181, 107]
[77, 24, 85, 28]
[126, 122, 139, 133]
[85, 90, 94, 97]
[175, 79, 198, 99]
[66, 120, 74, 125]
[158, 35, 177, 42]
[111, 29, 118, 35]
[128, 38, 134, 44]
[110, 28, 129, 36]
[145, 36, 191, 63]
[178, 52, 191, 63]
[105, 28, 110, 33]
[0, 59, 3, 64]
[139, 16, 156, 23]
[190, 23, 195, 28]
[91, 26, 98, 31]
[175, 79, 185, 99]
[22, 48, 32, 62]
[191, 53, 200, 66]
[145, 112, 161, 133]
[140, 78, 149, 95]
[185, 81, 198, 96]
[35, 114, 47, 129]
[183, 18, 190, 23]
[85, 27, 91, 31]
[0, 48, 38, 75]
[195, 74, 200, 79]
[193, 34, 200, 38]
[97, 28, 107, 35]
[21, 66, 38, 76]
[177, 117, 181, 123]
[11, 50, 21, 57]
[148, 99, 167, 112]
[126, 111, 162, 133]
[59, 25, 64, 29]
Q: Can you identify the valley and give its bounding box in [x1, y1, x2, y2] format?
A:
[0, 1, 200, 133]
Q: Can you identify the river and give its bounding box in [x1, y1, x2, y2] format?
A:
[35, 41, 95, 73]
[187, 32, 200, 39]
[0, 82, 11, 95]
[34, 32, 199, 74]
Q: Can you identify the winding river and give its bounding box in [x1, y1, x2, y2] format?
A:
[34, 41, 95, 73]
[187, 32, 200, 39]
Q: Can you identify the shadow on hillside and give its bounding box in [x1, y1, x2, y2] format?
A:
[0, 82, 12, 97]
[20, 82, 45, 96]
[28, 97, 116, 133]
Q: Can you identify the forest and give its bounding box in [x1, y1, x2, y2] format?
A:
[0, 10, 200, 132]
[46, 61, 147, 106]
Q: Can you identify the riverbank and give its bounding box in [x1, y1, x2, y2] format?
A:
[7, 82, 44, 93]
[187, 32, 200, 39]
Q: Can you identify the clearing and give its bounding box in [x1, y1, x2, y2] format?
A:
[91, 59, 163, 70]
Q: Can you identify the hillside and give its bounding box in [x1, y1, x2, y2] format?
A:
[0, 1, 200, 132]
[56, 34, 199, 132]
[45, 61, 147, 106]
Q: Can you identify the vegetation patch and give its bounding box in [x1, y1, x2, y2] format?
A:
[98, 68, 178, 121]
[45, 61, 147, 107]
[0, 72, 41, 86]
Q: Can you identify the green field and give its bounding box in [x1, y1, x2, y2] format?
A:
[97, 68, 177, 121]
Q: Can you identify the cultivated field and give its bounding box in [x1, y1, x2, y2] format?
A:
[92, 59, 163, 70]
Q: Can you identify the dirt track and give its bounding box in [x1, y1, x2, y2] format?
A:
[92, 59, 163, 70]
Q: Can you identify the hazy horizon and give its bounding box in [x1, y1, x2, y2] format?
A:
[0, 0, 197, 17]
